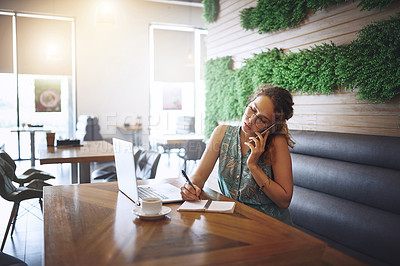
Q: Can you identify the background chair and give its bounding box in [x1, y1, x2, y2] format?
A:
[135, 150, 161, 180]
[92, 149, 143, 182]
[0, 251, 27, 266]
[75, 115, 103, 141]
[75, 115, 114, 181]
[178, 139, 206, 172]
[0, 156, 51, 251]
[0, 150, 55, 187]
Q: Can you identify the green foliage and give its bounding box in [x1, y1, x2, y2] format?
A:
[273, 43, 342, 94]
[204, 57, 237, 137]
[202, 0, 220, 23]
[357, 0, 397, 11]
[204, 13, 400, 137]
[306, 0, 347, 12]
[240, 0, 308, 34]
[236, 48, 285, 110]
[240, 0, 399, 34]
[336, 13, 400, 102]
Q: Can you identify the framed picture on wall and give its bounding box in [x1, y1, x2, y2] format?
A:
[35, 79, 61, 112]
[163, 86, 182, 110]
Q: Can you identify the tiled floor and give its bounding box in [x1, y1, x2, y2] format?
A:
[0, 152, 201, 265]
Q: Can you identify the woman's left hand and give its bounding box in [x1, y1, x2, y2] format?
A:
[245, 131, 269, 167]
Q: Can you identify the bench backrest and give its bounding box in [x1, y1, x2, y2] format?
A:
[288, 130, 400, 265]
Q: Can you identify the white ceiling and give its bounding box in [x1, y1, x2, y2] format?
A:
[147, 0, 203, 8]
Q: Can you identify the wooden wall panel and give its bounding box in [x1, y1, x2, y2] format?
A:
[206, 0, 400, 137]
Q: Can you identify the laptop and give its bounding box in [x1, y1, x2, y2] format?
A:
[113, 138, 183, 205]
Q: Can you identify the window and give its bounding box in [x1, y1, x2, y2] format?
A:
[0, 11, 76, 159]
[149, 24, 207, 135]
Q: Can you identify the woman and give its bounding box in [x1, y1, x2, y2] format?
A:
[180, 85, 295, 224]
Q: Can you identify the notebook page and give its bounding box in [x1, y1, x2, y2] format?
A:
[206, 201, 235, 213]
[177, 200, 208, 211]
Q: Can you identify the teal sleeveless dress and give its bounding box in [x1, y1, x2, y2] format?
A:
[218, 125, 292, 225]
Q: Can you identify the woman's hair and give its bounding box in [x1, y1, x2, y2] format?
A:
[248, 84, 295, 163]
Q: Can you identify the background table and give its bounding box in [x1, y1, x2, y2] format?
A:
[43, 178, 363, 265]
[116, 125, 142, 147]
[149, 133, 204, 163]
[11, 127, 51, 166]
[39, 140, 114, 183]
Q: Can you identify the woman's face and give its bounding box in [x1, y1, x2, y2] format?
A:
[242, 95, 275, 135]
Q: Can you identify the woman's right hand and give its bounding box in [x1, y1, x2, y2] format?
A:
[180, 182, 202, 200]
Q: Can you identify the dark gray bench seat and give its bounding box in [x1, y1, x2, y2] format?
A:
[288, 130, 400, 265]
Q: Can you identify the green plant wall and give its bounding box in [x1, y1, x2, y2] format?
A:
[240, 0, 399, 34]
[204, 13, 400, 138]
[202, 0, 220, 23]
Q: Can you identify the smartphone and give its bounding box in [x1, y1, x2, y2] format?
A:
[249, 124, 276, 145]
[259, 123, 276, 136]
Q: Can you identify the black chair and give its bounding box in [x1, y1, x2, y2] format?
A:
[178, 139, 206, 172]
[0, 150, 55, 187]
[0, 156, 51, 251]
[75, 115, 103, 141]
[92, 150, 143, 182]
[135, 150, 161, 180]
[0, 251, 27, 266]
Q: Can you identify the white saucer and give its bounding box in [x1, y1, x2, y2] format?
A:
[132, 206, 171, 220]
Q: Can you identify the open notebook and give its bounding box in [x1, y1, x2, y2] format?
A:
[177, 199, 236, 214]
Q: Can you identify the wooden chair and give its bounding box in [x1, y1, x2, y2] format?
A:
[0, 155, 51, 251]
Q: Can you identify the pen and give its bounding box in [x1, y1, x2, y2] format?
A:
[182, 170, 201, 200]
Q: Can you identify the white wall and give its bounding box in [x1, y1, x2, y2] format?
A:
[0, 0, 205, 145]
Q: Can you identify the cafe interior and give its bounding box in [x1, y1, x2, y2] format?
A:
[0, 0, 399, 265]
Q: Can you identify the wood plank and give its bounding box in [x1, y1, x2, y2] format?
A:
[292, 90, 389, 105]
[219, 0, 256, 20]
[207, 0, 400, 138]
[293, 103, 399, 116]
[289, 114, 400, 129]
[288, 32, 358, 52]
[208, 6, 400, 56]
[230, 31, 357, 65]
[288, 123, 400, 137]
[208, 3, 362, 50]
[208, 0, 359, 43]
[208, 0, 399, 47]
[207, 19, 244, 44]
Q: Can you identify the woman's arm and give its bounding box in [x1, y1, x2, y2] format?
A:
[180, 125, 227, 200]
[247, 135, 293, 209]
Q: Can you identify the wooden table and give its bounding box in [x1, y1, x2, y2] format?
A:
[39, 140, 114, 184]
[43, 178, 363, 265]
[150, 133, 204, 146]
[149, 134, 204, 164]
[116, 125, 142, 146]
[11, 127, 51, 166]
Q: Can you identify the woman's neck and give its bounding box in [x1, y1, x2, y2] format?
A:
[240, 126, 255, 142]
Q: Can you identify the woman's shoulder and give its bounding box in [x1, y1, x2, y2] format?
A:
[208, 125, 228, 145]
[213, 124, 228, 137]
[270, 133, 291, 151]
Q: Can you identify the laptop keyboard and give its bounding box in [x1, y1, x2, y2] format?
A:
[138, 186, 168, 199]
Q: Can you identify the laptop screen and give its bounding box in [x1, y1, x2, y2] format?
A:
[113, 138, 139, 204]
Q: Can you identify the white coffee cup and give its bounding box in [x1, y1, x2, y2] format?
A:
[141, 197, 162, 215]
